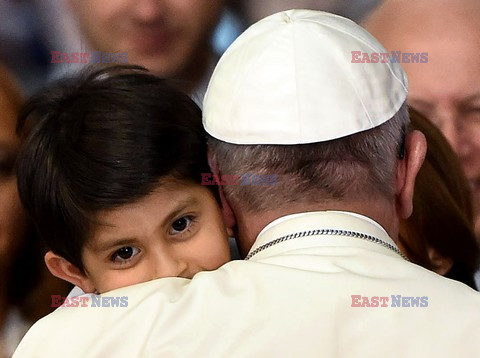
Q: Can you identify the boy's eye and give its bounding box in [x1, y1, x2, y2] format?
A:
[111, 246, 140, 263]
[170, 215, 195, 235]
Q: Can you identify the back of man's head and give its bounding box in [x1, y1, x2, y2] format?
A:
[204, 10, 409, 213]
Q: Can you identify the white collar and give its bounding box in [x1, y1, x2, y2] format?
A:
[247, 211, 402, 261]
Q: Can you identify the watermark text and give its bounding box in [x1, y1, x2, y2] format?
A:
[51, 295, 129, 308]
[51, 51, 128, 64]
[351, 51, 428, 64]
[351, 294, 428, 307]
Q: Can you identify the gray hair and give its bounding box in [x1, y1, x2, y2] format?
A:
[208, 103, 409, 213]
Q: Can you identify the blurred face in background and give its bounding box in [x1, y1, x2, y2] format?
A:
[404, 39, 480, 238]
[0, 75, 27, 278]
[364, 0, 480, 237]
[69, 0, 224, 82]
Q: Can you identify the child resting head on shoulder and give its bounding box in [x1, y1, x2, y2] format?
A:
[16, 66, 231, 294]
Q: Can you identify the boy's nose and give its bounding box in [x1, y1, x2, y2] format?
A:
[151, 253, 190, 280]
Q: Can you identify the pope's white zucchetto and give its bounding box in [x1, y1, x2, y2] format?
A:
[203, 9, 408, 145]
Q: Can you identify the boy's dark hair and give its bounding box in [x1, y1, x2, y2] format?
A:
[17, 65, 211, 271]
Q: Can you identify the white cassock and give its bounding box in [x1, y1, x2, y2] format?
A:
[14, 211, 480, 357]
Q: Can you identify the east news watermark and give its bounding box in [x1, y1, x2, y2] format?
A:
[351, 51, 428, 64]
[51, 51, 128, 64]
[351, 295, 428, 307]
[51, 295, 128, 308]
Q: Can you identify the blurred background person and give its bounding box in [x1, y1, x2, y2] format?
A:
[66, 0, 224, 96]
[1, 0, 245, 106]
[0, 64, 69, 357]
[0, 0, 51, 95]
[400, 108, 479, 289]
[45, 0, 239, 107]
[363, 0, 480, 240]
[0, 63, 35, 357]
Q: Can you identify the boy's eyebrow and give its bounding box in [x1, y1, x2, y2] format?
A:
[92, 238, 138, 253]
[163, 196, 201, 225]
[91, 196, 202, 253]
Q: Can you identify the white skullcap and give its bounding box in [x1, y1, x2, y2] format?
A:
[203, 9, 408, 144]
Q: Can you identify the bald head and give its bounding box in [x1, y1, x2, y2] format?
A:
[364, 0, 480, 103]
[365, 0, 480, 38]
[364, 0, 480, 237]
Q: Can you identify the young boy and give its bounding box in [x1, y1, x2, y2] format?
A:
[16, 66, 231, 294]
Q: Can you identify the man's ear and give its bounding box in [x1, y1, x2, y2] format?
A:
[208, 149, 237, 230]
[395, 130, 427, 219]
[44, 251, 96, 293]
[217, 185, 237, 230]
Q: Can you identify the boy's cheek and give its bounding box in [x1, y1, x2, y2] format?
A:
[186, 223, 229, 272]
[94, 267, 154, 294]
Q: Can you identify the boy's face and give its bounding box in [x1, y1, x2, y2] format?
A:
[80, 180, 230, 293]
